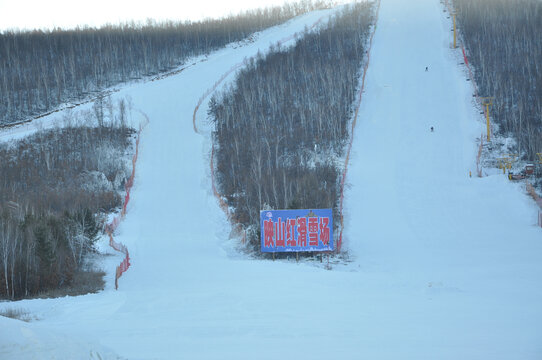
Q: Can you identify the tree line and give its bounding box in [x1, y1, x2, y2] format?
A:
[0, 99, 133, 299]
[208, 3, 374, 251]
[0, 1, 334, 126]
[453, 0, 542, 172]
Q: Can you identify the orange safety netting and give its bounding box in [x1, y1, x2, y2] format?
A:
[105, 119, 147, 289]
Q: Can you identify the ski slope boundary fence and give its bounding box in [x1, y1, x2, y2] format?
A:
[337, 0, 381, 253]
[104, 113, 149, 289]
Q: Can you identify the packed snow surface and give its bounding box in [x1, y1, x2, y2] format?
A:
[1, 0, 541, 359]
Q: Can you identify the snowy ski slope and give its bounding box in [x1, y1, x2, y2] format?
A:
[1, 0, 541, 359]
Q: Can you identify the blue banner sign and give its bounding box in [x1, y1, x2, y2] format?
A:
[260, 209, 333, 253]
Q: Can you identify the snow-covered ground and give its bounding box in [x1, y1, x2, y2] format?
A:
[1, 0, 541, 359]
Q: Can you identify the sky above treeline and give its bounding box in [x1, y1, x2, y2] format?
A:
[0, 0, 305, 31]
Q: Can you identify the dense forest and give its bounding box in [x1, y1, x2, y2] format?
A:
[453, 0, 542, 174]
[0, 1, 333, 126]
[0, 99, 133, 299]
[209, 3, 374, 251]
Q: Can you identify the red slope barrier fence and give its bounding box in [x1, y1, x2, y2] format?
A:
[105, 114, 149, 289]
[336, 0, 381, 253]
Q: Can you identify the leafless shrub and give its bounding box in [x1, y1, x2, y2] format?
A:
[34, 270, 106, 299]
[0, 307, 34, 322]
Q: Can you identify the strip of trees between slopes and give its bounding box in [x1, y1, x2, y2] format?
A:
[453, 0, 542, 184]
[0, 1, 335, 126]
[0, 98, 134, 300]
[208, 2, 374, 252]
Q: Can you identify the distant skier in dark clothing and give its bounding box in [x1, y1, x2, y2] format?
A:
[430, 126, 434, 132]
[425, 66, 429, 72]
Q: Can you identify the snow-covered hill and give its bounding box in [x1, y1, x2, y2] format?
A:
[1, 0, 541, 359]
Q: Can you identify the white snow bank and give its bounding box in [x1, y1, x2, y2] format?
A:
[0, 316, 120, 360]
